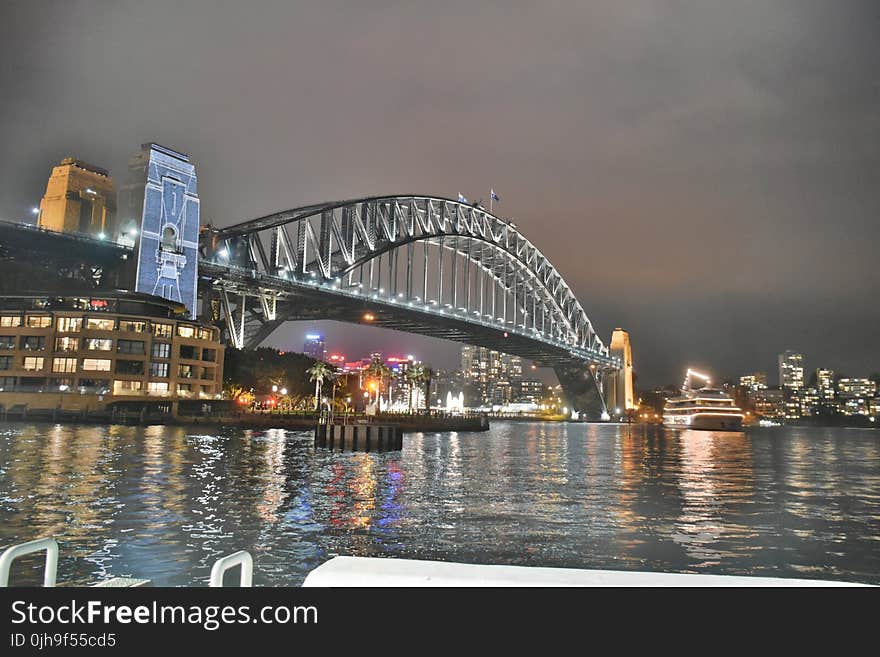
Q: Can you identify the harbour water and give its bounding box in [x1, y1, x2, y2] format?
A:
[1, 421, 878, 586]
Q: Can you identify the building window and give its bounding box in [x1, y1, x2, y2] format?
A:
[20, 336, 46, 351]
[52, 357, 77, 373]
[147, 381, 169, 395]
[0, 356, 12, 370]
[0, 376, 16, 390]
[54, 337, 79, 353]
[82, 358, 112, 372]
[177, 383, 192, 396]
[149, 362, 169, 378]
[179, 345, 199, 360]
[118, 320, 146, 333]
[201, 367, 215, 380]
[152, 323, 173, 338]
[56, 317, 83, 333]
[197, 327, 213, 341]
[25, 315, 52, 328]
[78, 378, 109, 393]
[86, 317, 115, 331]
[151, 342, 171, 359]
[177, 325, 195, 338]
[23, 357, 44, 371]
[178, 364, 194, 379]
[51, 377, 74, 389]
[113, 380, 142, 395]
[84, 338, 113, 351]
[0, 335, 16, 350]
[116, 359, 144, 375]
[117, 339, 145, 355]
[0, 316, 21, 328]
[201, 348, 216, 362]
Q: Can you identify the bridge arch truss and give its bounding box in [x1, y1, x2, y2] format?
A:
[206, 196, 611, 358]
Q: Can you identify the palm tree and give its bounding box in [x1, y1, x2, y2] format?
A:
[406, 365, 425, 411]
[364, 356, 391, 406]
[307, 361, 334, 411]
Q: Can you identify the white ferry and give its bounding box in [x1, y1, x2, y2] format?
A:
[663, 369, 744, 431]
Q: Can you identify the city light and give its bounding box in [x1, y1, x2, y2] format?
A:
[30, 207, 39, 214]
[363, 313, 375, 321]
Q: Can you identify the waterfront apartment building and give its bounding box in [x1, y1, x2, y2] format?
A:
[37, 158, 117, 239]
[837, 378, 876, 399]
[778, 351, 805, 391]
[754, 387, 785, 420]
[740, 372, 768, 392]
[0, 292, 223, 410]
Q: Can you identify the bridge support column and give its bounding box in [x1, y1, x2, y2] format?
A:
[553, 363, 608, 421]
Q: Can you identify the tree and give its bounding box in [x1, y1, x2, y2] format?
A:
[406, 365, 425, 411]
[307, 361, 335, 411]
[364, 356, 391, 405]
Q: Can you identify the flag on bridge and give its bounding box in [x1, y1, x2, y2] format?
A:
[458, 193, 468, 203]
[490, 189, 500, 212]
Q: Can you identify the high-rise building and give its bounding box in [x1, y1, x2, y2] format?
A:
[740, 372, 768, 392]
[460, 345, 523, 405]
[303, 334, 326, 360]
[778, 351, 804, 391]
[517, 378, 545, 403]
[37, 158, 117, 239]
[816, 369, 835, 399]
[606, 328, 635, 411]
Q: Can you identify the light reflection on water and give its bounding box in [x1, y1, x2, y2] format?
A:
[0, 421, 878, 586]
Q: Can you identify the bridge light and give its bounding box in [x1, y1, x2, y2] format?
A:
[218, 248, 229, 259]
[31, 207, 39, 215]
[280, 388, 287, 395]
[503, 331, 508, 338]
[97, 232, 106, 240]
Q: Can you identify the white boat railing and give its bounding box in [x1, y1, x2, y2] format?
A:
[0, 537, 59, 587]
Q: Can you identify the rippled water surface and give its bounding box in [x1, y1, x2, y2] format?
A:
[1, 421, 878, 585]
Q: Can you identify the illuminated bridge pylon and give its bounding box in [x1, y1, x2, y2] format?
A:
[199, 196, 619, 418]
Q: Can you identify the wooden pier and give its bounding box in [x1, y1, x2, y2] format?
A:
[314, 421, 403, 451]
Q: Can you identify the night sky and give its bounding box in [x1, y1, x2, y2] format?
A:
[1, 1, 878, 387]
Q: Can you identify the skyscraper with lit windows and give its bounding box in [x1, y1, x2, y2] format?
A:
[778, 351, 804, 391]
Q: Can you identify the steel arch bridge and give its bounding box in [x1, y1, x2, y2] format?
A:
[199, 195, 619, 417]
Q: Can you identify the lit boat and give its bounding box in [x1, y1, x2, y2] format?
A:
[663, 369, 744, 431]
